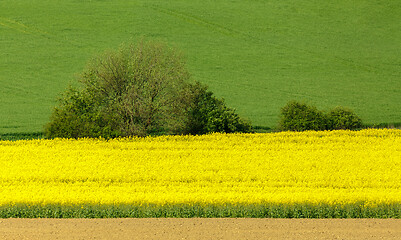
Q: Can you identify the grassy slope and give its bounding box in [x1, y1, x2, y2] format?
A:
[1, 0, 400, 133]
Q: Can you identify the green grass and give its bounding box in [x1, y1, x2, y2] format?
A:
[1, 0, 401, 134]
[1, 203, 400, 218]
[0, 132, 44, 141]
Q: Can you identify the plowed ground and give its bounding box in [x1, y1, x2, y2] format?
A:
[1, 218, 400, 239]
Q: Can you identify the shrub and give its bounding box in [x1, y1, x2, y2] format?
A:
[278, 101, 327, 131]
[45, 40, 252, 138]
[326, 106, 363, 130]
[278, 101, 363, 131]
[185, 82, 252, 134]
[45, 87, 122, 139]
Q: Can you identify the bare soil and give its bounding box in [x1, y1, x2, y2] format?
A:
[1, 218, 400, 240]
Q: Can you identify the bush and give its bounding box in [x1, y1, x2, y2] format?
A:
[185, 82, 252, 134]
[45, 40, 252, 138]
[278, 101, 363, 131]
[326, 106, 363, 130]
[278, 101, 327, 131]
[45, 87, 122, 139]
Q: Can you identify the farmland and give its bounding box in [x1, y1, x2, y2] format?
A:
[1, 129, 400, 218]
[1, 0, 401, 134]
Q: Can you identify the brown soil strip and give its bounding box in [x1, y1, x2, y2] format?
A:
[0, 218, 400, 240]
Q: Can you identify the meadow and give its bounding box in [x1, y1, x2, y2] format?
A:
[1, 0, 401, 134]
[1, 129, 400, 218]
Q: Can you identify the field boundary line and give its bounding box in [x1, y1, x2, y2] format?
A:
[146, 5, 388, 76]
[146, 5, 246, 39]
[0, 17, 32, 35]
[0, 16, 82, 47]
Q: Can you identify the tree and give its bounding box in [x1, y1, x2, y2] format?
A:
[46, 40, 192, 138]
[45, 40, 252, 138]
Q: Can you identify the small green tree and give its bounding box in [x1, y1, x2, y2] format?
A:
[278, 101, 363, 131]
[278, 101, 327, 131]
[185, 82, 252, 134]
[46, 40, 192, 138]
[326, 106, 363, 130]
[45, 87, 121, 138]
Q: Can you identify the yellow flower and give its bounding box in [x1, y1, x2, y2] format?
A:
[0, 129, 400, 206]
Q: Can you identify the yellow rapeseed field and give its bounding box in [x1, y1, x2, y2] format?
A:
[0, 129, 400, 206]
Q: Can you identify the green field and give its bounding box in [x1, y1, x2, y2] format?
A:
[1, 0, 400, 134]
